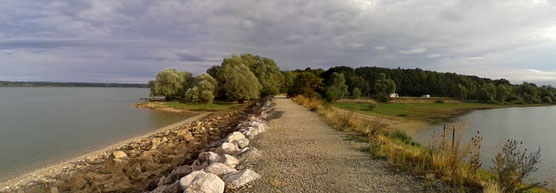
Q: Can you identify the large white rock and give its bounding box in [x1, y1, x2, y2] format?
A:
[199, 152, 222, 163]
[205, 163, 237, 177]
[223, 169, 261, 189]
[112, 151, 127, 159]
[249, 121, 266, 132]
[216, 142, 240, 155]
[180, 171, 225, 193]
[220, 154, 239, 168]
[225, 132, 246, 143]
[151, 138, 162, 150]
[243, 127, 259, 139]
[235, 138, 249, 149]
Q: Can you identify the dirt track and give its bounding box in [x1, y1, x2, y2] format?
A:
[233, 96, 449, 193]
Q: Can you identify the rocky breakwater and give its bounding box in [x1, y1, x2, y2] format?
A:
[151, 99, 273, 193]
[2, 98, 273, 193]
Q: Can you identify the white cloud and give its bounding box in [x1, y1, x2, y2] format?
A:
[400, 48, 426, 54]
[373, 46, 386, 50]
[427, 53, 441, 58]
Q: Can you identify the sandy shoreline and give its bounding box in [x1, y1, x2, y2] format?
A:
[0, 112, 208, 191]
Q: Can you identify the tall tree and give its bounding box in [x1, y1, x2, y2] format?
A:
[373, 73, 396, 102]
[184, 73, 218, 104]
[238, 54, 285, 96]
[325, 72, 348, 102]
[152, 68, 185, 99]
[219, 60, 261, 103]
[287, 71, 323, 98]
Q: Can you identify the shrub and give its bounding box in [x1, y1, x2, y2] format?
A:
[389, 130, 412, 144]
[352, 87, 361, 99]
[367, 103, 378, 111]
[491, 140, 543, 193]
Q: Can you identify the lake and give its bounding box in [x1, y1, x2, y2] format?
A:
[0, 87, 196, 181]
[414, 106, 556, 182]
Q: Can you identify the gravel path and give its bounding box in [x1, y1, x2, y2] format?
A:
[233, 96, 448, 193]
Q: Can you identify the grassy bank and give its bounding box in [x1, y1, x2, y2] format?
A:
[336, 102, 547, 124]
[292, 95, 550, 193]
[135, 101, 239, 112]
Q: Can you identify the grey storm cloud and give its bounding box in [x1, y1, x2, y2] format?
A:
[1, 0, 556, 84]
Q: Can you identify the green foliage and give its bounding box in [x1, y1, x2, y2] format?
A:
[367, 103, 378, 111]
[496, 84, 511, 103]
[389, 130, 413, 144]
[352, 87, 361, 99]
[184, 73, 217, 104]
[153, 68, 185, 99]
[456, 83, 468, 100]
[220, 58, 261, 102]
[281, 71, 295, 93]
[492, 140, 543, 193]
[373, 73, 396, 103]
[478, 83, 497, 103]
[324, 72, 349, 102]
[239, 54, 285, 96]
[287, 71, 323, 98]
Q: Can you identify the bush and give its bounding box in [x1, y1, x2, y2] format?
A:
[492, 140, 542, 193]
[389, 130, 412, 144]
[367, 103, 378, 111]
[352, 87, 361, 99]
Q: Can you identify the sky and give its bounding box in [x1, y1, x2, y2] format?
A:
[1, 0, 556, 85]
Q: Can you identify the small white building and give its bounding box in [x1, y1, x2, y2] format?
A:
[422, 94, 431, 98]
[389, 93, 399, 98]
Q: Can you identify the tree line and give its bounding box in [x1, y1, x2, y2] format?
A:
[151, 54, 556, 105]
[150, 54, 284, 104]
[285, 66, 556, 104]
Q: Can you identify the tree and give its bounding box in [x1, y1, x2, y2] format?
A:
[184, 73, 218, 104]
[287, 71, 323, 98]
[219, 59, 261, 103]
[496, 84, 511, 103]
[152, 68, 185, 99]
[325, 72, 349, 102]
[373, 73, 396, 103]
[239, 54, 285, 96]
[281, 71, 295, 93]
[478, 83, 497, 103]
[180, 71, 195, 94]
[456, 83, 468, 100]
[352, 87, 361, 99]
[147, 80, 155, 97]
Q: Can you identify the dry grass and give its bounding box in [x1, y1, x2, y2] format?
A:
[291, 95, 548, 192]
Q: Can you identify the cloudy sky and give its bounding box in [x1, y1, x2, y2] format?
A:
[1, 0, 556, 85]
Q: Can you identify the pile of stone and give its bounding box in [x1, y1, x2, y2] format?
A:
[152, 99, 273, 193]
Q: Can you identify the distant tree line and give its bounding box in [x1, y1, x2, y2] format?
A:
[150, 54, 284, 104]
[0, 81, 146, 88]
[152, 53, 555, 104]
[284, 66, 556, 104]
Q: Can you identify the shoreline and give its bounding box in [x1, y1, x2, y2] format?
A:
[0, 112, 208, 191]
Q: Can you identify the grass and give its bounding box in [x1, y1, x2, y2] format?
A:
[335, 102, 547, 124]
[135, 100, 239, 112]
[292, 95, 551, 193]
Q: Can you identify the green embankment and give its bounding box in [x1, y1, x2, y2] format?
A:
[335, 102, 547, 123]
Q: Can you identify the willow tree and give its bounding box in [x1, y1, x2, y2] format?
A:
[185, 73, 218, 104]
[219, 57, 261, 103]
[324, 72, 348, 102]
[153, 68, 185, 99]
[373, 73, 396, 102]
[239, 54, 285, 96]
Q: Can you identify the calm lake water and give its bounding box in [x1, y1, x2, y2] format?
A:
[0, 87, 196, 181]
[414, 106, 556, 182]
